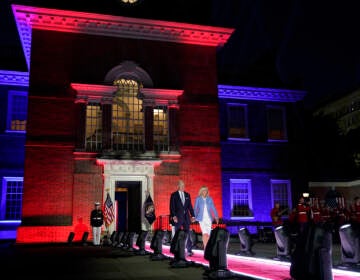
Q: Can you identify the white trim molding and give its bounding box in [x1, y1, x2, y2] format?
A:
[12, 4, 235, 70]
[0, 70, 29, 87]
[218, 85, 306, 103]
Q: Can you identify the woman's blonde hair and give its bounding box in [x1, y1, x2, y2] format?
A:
[198, 186, 209, 196]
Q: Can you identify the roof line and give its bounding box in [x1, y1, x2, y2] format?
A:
[12, 4, 235, 70]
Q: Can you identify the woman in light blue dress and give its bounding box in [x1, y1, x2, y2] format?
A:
[194, 186, 219, 249]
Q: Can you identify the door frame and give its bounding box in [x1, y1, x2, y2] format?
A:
[97, 159, 160, 234]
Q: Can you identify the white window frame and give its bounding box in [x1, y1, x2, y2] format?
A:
[85, 103, 103, 151]
[270, 179, 292, 212]
[1, 177, 23, 221]
[230, 178, 253, 220]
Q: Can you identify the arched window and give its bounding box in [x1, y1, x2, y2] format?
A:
[74, 61, 182, 157]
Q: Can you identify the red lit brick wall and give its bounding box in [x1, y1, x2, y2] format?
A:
[18, 146, 76, 243]
[178, 147, 222, 218]
[26, 97, 77, 138]
[179, 104, 220, 143]
[22, 146, 74, 218]
[17, 226, 72, 244]
[73, 159, 104, 241]
[29, 30, 216, 92]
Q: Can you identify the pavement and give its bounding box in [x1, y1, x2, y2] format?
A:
[0, 235, 359, 280]
[0, 238, 254, 280]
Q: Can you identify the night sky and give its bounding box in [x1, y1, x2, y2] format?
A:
[215, 1, 360, 109]
[2, 0, 360, 109]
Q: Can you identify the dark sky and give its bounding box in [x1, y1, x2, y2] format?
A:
[2, 0, 360, 109]
[216, 0, 360, 109]
[0, 0, 27, 71]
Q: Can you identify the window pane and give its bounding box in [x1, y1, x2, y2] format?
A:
[7, 91, 27, 131]
[2, 177, 23, 220]
[153, 105, 169, 151]
[227, 104, 248, 139]
[267, 106, 287, 140]
[85, 104, 102, 151]
[271, 180, 291, 214]
[230, 179, 253, 217]
[81, 79, 173, 154]
[112, 79, 144, 152]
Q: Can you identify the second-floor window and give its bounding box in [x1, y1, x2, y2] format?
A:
[153, 105, 168, 151]
[112, 79, 144, 151]
[85, 104, 102, 151]
[227, 104, 248, 140]
[7, 90, 27, 132]
[83, 78, 171, 154]
[267, 105, 287, 141]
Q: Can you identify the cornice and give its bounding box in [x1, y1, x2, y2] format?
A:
[96, 159, 161, 174]
[71, 83, 116, 94]
[0, 70, 29, 87]
[71, 83, 115, 103]
[218, 85, 306, 103]
[72, 82, 183, 105]
[141, 88, 183, 101]
[12, 4, 235, 70]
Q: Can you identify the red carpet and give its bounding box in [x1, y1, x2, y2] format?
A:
[145, 243, 360, 280]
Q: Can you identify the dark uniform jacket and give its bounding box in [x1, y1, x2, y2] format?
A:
[90, 209, 104, 227]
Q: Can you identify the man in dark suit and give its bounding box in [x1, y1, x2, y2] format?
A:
[170, 179, 196, 256]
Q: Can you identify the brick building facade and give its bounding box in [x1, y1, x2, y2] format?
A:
[13, 4, 233, 243]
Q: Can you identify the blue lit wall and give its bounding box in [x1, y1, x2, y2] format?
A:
[0, 70, 29, 239]
[218, 85, 307, 235]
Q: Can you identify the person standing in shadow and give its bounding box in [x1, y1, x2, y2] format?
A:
[170, 179, 196, 256]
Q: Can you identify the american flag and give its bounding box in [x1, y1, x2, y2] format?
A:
[104, 193, 115, 226]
